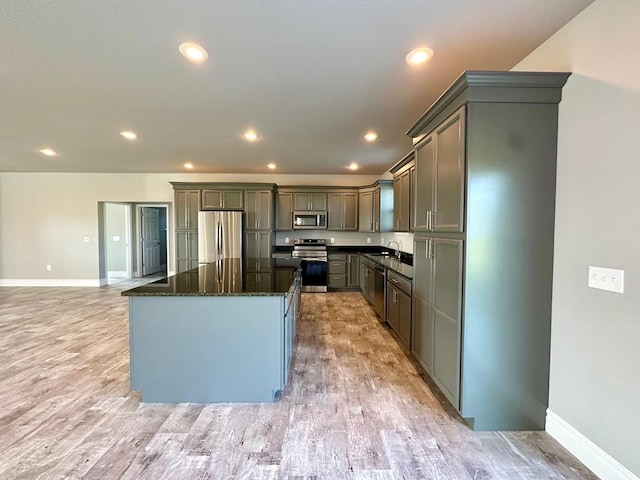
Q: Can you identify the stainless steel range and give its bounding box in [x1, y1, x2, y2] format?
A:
[292, 239, 327, 293]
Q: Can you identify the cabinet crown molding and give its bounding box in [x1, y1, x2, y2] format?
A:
[406, 70, 571, 138]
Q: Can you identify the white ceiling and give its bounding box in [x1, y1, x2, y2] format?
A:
[0, 0, 593, 175]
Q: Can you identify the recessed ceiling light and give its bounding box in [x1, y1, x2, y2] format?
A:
[179, 43, 208, 63]
[349, 163, 359, 170]
[267, 163, 276, 170]
[120, 131, 138, 140]
[243, 131, 259, 142]
[364, 132, 378, 142]
[405, 47, 434, 66]
[39, 148, 57, 156]
[183, 162, 194, 170]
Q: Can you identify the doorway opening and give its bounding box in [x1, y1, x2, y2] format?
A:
[98, 202, 169, 285]
[102, 203, 133, 283]
[138, 205, 168, 277]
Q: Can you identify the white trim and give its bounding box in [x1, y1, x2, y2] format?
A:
[0, 279, 103, 287]
[108, 270, 128, 278]
[546, 409, 639, 480]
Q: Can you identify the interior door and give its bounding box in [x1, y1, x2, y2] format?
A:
[141, 207, 161, 275]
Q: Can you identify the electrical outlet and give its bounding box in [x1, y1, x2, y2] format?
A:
[285, 237, 289, 244]
[330, 237, 335, 244]
[588, 266, 624, 293]
[46, 265, 52, 271]
[366, 237, 371, 244]
[83, 236, 90, 243]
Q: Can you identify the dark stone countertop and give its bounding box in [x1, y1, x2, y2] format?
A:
[122, 257, 301, 297]
[361, 254, 414, 280]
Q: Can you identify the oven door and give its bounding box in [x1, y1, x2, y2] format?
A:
[300, 258, 328, 293]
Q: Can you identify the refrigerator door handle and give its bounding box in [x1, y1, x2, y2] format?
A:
[217, 221, 222, 257]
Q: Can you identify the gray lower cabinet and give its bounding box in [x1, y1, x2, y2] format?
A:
[328, 253, 360, 289]
[176, 230, 199, 273]
[327, 193, 358, 231]
[327, 254, 347, 288]
[276, 193, 293, 230]
[386, 271, 412, 349]
[347, 254, 359, 287]
[412, 237, 463, 408]
[202, 189, 244, 210]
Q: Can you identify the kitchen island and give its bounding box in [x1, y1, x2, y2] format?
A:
[122, 258, 301, 403]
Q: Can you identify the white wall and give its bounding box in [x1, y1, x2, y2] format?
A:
[0, 172, 379, 281]
[105, 203, 127, 274]
[514, 0, 640, 476]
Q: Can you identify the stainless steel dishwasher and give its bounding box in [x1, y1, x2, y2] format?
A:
[372, 263, 386, 319]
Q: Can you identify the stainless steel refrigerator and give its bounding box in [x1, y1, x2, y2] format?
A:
[198, 211, 243, 262]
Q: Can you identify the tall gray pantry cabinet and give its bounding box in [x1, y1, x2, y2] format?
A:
[408, 71, 570, 431]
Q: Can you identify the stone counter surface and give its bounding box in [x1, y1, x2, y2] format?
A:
[122, 257, 300, 297]
[362, 253, 414, 280]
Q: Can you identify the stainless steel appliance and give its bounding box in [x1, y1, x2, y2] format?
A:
[292, 239, 327, 292]
[198, 211, 243, 262]
[372, 263, 386, 319]
[293, 211, 327, 230]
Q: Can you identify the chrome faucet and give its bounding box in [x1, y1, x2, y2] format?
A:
[387, 240, 401, 261]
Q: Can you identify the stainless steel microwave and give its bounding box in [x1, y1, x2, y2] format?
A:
[293, 211, 327, 229]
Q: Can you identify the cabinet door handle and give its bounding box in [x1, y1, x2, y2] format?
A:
[391, 278, 398, 284]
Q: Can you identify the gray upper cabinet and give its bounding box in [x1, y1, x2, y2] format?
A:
[359, 191, 374, 232]
[245, 190, 273, 230]
[202, 189, 244, 210]
[327, 193, 358, 231]
[294, 192, 326, 211]
[175, 190, 200, 230]
[359, 181, 393, 232]
[393, 167, 411, 232]
[434, 108, 465, 232]
[407, 70, 571, 431]
[413, 107, 465, 233]
[276, 193, 293, 231]
[413, 136, 434, 231]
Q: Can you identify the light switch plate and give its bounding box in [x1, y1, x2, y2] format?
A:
[588, 266, 624, 293]
[83, 236, 90, 243]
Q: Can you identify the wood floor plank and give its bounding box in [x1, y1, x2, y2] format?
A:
[0, 284, 599, 479]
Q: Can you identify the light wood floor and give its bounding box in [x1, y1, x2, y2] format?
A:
[0, 285, 597, 480]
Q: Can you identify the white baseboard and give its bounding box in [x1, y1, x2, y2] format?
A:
[546, 409, 639, 480]
[107, 270, 128, 278]
[0, 278, 103, 287]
